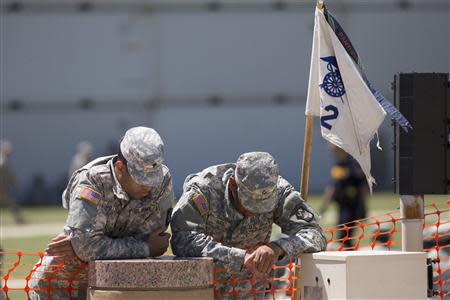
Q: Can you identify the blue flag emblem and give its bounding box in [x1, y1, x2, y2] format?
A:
[320, 56, 345, 100]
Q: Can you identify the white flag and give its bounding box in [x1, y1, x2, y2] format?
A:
[306, 7, 386, 192]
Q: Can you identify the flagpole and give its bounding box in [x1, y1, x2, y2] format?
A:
[293, 0, 324, 300]
[293, 118, 315, 300]
[299, 115, 314, 202]
[292, 2, 324, 298]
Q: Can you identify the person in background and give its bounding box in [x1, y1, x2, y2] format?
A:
[319, 144, 369, 248]
[68, 141, 93, 178]
[0, 140, 25, 224]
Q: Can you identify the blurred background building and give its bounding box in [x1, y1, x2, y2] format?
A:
[1, 0, 449, 204]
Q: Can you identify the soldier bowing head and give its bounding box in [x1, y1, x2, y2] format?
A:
[228, 152, 279, 216]
[115, 127, 165, 200]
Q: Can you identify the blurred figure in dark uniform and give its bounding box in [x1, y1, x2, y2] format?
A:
[27, 174, 52, 206]
[0, 140, 25, 224]
[68, 141, 93, 178]
[319, 144, 369, 248]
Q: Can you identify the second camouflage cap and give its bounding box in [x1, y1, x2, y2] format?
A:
[235, 152, 279, 214]
[120, 126, 165, 186]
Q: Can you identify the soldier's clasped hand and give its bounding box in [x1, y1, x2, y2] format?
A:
[243, 252, 268, 280]
[251, 243, 284, 274]
[148, 227, 170, 257]
[45, 232, 77, 261]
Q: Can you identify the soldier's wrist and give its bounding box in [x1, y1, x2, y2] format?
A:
[229, 247, 246, 272]
[143, 242, 151, 258]
[268, 242, 285, 259]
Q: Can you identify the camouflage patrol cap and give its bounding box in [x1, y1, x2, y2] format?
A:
[234, 152, 279, 214]
[120, 127, 165, 186]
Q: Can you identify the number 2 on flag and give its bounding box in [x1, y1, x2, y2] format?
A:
[320, 105, 339, 130]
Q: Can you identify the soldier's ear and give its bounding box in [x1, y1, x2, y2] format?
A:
[228, 176, 237, 190]
[114, 160, 126, 177]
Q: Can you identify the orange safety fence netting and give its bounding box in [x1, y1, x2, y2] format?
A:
[1, 200, 449, 299]
[0, 251, 88, 299]
[323, 200, 449, 299]
[213, 259, 297, 299]
[422, 201, 450, 299]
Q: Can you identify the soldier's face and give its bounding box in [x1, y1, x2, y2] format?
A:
[115, 160, 153, 199]
[228, 177, 255, 217]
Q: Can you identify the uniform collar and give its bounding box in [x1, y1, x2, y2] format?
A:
[109, 157, 131, 201]
[222, 168, 244, 220]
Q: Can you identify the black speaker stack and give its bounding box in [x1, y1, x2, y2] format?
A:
[393, 73, 449, 195]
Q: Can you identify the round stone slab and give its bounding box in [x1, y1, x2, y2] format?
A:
[88, 256, 213, 290]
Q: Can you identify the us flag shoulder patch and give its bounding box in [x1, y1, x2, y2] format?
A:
[192, 192, 208, 217]
[79, 187, 102, 206]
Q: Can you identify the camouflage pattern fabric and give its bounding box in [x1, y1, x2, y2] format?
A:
[171, 155, 326, 299]
[29, 155, 174, 300]
[235, 152, 279, 214]
[120, 126, 165, 187]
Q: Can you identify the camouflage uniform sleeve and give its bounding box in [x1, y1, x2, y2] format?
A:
[170, 188, 246, 274]
[272, 177, 327, 258]
[66, 172, 149, 261]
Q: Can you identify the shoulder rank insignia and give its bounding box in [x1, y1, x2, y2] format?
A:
[293, 203, 315, 222]
[192, 192, 208, 217]
[79, 187, 102, 206]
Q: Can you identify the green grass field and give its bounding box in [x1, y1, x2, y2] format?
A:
[1, 206, 67, 225]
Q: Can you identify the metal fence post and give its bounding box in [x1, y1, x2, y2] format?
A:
[400, 195, 424, 252]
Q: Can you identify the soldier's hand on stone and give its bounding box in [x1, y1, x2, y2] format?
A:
[45, 232, 76, 261]
[243, 252, 268, 280]
[243, 251, 256, 269]
[148, 227, 170, 257]
[252, 243, 284, 274]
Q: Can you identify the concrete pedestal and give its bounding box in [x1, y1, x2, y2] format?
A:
[88, 256, 214, 300]
[300, 251, 427, 300]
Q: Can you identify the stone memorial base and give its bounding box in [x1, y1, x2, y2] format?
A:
[88, 288, 213, 300]
[88, 256, 214, 300]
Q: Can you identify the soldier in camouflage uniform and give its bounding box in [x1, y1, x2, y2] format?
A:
[29, 127, 175, 300]
[171, 152, 326, 299]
